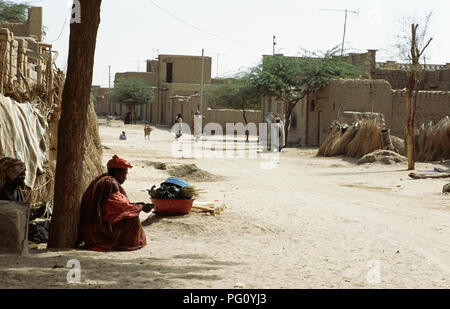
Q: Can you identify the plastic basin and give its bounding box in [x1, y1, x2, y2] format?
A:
[151, 198, 193, 216]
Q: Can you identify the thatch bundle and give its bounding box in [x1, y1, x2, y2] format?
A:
[81, 102, 104, 194]
[318, 119, 387, 159]
[415, 116, 450, 162]
[345, 120, 383, 158]
[317, 124, 342, 156]
[317, 122, 358, 157]
[23, 163, 55, 208]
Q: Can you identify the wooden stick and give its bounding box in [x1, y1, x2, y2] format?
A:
[409, 172, 450, 180]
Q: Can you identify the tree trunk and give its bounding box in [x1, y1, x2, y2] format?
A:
[405, 87, 415, 170]
[284, 102, 295, 146]
[405, 23, 419, 171]
[48, 0, 102, 248]
[242, 108, 249, 142]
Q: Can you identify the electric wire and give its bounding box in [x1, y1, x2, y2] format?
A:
[146, 0, 264, 44]
[48, 7, 71, 43]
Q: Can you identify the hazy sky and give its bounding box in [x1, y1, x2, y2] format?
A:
[18, 0, 450, 87]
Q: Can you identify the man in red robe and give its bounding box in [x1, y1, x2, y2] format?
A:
[78, 155, 152, 252]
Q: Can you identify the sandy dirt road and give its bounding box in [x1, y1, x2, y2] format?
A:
[1, 120, 449, 289]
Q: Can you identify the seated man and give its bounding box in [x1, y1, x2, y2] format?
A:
[78, 155, 152, 252]
[119, 131, 127, 140]
[0, 158, 26, 201]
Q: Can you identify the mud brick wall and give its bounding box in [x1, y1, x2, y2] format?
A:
[17, 38, 27, 86]
[373, 67, 450, 91]
[319, 79, 393, 143]
[423, 69, 450, 91]
[0, 23, 28, 38]
[0, 28, 18, 89]
[372, 70, 409, 90]
[0, 28, 39, 92]
[391, 90, 450, 138]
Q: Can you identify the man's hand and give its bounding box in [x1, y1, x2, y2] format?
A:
[131, 202, 154, 213]
[142, 203, 154, 213]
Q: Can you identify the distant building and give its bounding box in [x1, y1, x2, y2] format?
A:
[94, 54, 212, 125]
[262, 50, 450, 147]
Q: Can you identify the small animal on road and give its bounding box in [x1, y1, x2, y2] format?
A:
[144, 125, 153, 140]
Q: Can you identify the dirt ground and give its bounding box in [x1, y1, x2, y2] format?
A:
[1, 120, 449, 289]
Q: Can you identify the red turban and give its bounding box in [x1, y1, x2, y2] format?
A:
[107, 155, 133, 169]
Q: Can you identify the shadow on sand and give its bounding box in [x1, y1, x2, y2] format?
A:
[0, 246, 240, 288]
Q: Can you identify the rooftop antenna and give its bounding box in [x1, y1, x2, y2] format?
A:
[319, 8, 359, 56]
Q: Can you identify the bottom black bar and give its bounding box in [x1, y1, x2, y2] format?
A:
[0, 289, 448, 307]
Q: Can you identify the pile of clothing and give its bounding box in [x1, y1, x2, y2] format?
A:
[147, 177, 199, 200]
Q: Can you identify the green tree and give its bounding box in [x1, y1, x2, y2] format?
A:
[248, 48, 363, 144]
[0, 1, 29, 23]
[208, 74, 260, 141]
[112, 78, 154, 124]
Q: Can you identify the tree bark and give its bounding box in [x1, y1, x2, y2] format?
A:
[406, 24, 419, 171]
[405, 87, 415, 170]
[242, 106, 249, 142]
[284, 101, 295, 145]
[48, 0, 102, 248]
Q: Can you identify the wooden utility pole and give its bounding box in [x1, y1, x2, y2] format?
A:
[48, 0, 103, 248]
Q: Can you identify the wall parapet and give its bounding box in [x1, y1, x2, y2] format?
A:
[392, 89, 450, 99]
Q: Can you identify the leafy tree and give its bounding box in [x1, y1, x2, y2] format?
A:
[208, 74, 260, 141]
[0, 1, 29, 23]
[248, 48, 363, 144]
[112, 78, 154, 124]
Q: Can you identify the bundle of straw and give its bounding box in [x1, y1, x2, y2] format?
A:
[317, 124, 342, 156]
[345, 120, 383, 159]
[415, 116, 450, 162]
[180, 186, 205, 199]
[329, 123, 359, 156]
